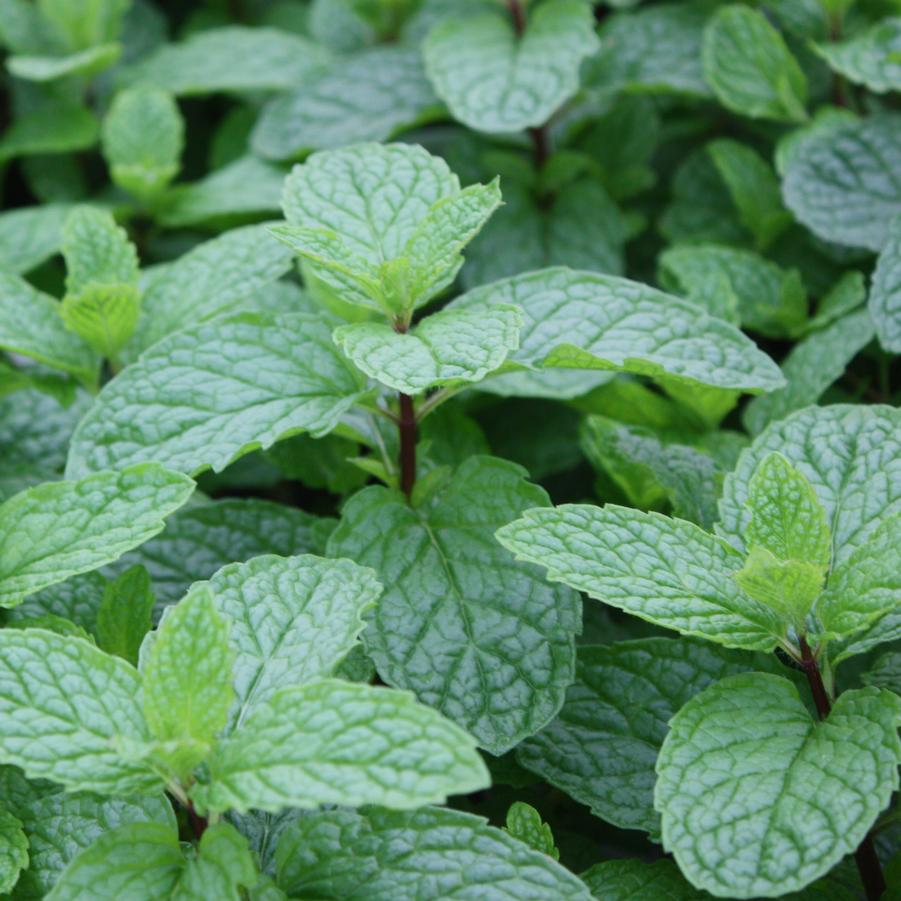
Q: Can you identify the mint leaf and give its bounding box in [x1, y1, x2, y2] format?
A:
[275, 807, 593, 900]
[0, 202, 71, 275]
[142, 587, 234, 778]
[7, 42, 120, 81]
[174, 822, 257, 900]
[199, 554, 380, 730]
[0, 271, 97, 384]
[655, 673, 901, 897]
[333, 305, 520, 395]
[496, 504, 785, 650]
[327, 456, 580, 753]
[504, 802, 558, 859]
[0, 102, 97, 164]
[100, 86, 183, 200]
[0, 464, 193, 606]
[0, 806, 27, 894]
[815, 18, 901, 94]
[36, 0, 127, 50]
[718, 405, 901, 566]
[733, 547, 826, 627]
[783, 115, 901, 252]
[581, 858, 709, 900]
[189, 679, 489, 815]
[742, 309, 875, 436]
[0, 629, 159, 794]
[449, 268, 784, 394]
[424, 0, 598, 134]
[517, 638, 771, 836]
[702, 5, 807, 122]
[66, 313, 366, 477]
[121, 26, 330, 95]
[95, 565, 155, 665]
[252, 46, 441, 161]
[870, 214, 901, 352]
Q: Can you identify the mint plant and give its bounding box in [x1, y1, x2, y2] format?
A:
[0, 0, 899, 898]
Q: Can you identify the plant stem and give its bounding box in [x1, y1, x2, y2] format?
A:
[507, 0, 526, 34]
[798, 637, 886, 901]
[186, 801, 208, 841]
[398, 393, 416, 498]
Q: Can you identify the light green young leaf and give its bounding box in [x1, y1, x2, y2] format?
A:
[199, 554, 380, 730]
[101, 86, 183, 200]
[124, 223, 293, 358]
[14, 791, 174, 899]
[327, 456, 580, 753]
[121, 26, 330, 96]
[518, 638, 771, 838]
[37, 0, 127, 50]
[275, 807, 594, 900]
[252, 46, 441, 161]
[782, 115, 901, 252]
[0, 202, 71, 274]
[733, 547, 825, 627]
[718, 405, 901, 566]
[449, 268, 784, 394]
[0, 271, 97, 383]
[655, 674, 901, 897]
[702, 5, 808, 122]
[45, 822, 183, 901]
[174, 822, 257, 901]
[504, 802, 558, 860]
[0, 102, 97, 164]
[815, 18, 901, 94]
[744, 452, 831, 568]
[113, 497, 333, 608]
[66, 313, 366, 477]
[0, 629, 159, 794]
[581, 858, 710, 900]
[7, 42, 119, 81]
[157, 156, 284, 228]
[59, 282, 141, 361]
[818, 514, 901, 643]
[333, 305, 520, 395]
[423, 0, 598, 133]
[190, 679, 489, 815]
[870, 214, 901, 352]
[496, 504, 785, 651]
[0, 806, 27, 893]
[742, 309, 874, 435]
[95, 564, 155, 665]
[0, 464, 193, 607]
[142, 587, 234, 778]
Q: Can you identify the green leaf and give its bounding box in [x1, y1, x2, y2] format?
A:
[423, 0, 598, 134]
[733, 547, 826, 627]
[581, 858, 709, 900]
[45, 822, 183, 901]
[718, 405, 901, 567]
[124, 224, 293, 358]
[66, 312, 366, 477]
[8, 570, 105, 634]
[199, 554, 380, 730]
[7, 42, 119, 81]
[518, 638, 774, 837]
[252, 46, 441, 161]
[142, 587, 234, 778]
[101, 86, 183, 199]
[334, 305, 520, 395]
[496, 504, 785, 651]
[815, 18, 901, 95]
[449, 268, 784, 394]
[0, 806, 27, 894]
[275, 807, 593, 900]
[870, 214, 901, 353]
[742, 309, 874, 436]
[189, 679, 489, 815]
[702, 5, 807, 122]
[112, 497, 333, 608]
[0, 202, 71, 274]
[659, 244, 805, 338]
[121, 26, 330, 96]
[157, 156, 284, 228]
[0, 629, 159, 794]
[655, 673, 901, 897]
[744, 452, 831, 568]
[0, 271, 97, 383]
[37, 0, 127, 50]
[862, 651, 901, 695]
[95, 564, 155, 665]
[174, 822, 257, 901]
[0, 102, 98, 163]
[0, 464, 193, 607]
[60, 283, 141, 362]
[327, 456, 580, 753]
[818, 514, 901, 644]
[14, 791, 174, 899]
[504, 802, 558, 859]
[783, 115, 901, 252]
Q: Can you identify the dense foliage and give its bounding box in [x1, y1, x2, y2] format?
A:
[0, 0, 899, 898]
